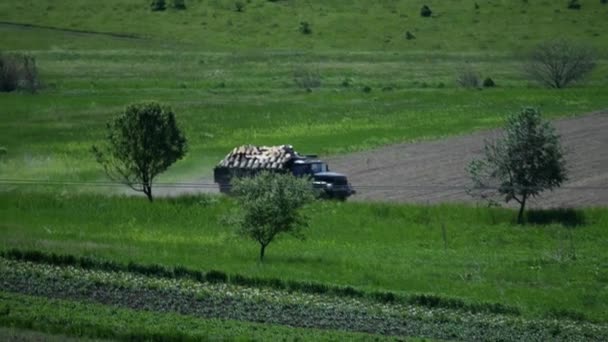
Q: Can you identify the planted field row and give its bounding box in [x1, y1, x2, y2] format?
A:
[0, 248, 520, 316]
[0, 292, 392, 341]
[1, 257, 607, 341]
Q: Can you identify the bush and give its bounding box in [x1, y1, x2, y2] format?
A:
[456, 67, 480, 88]
[567, 0, 581, 9]
[299, 21, 312, 34]
[150, 0, 166, 11]
[172, 0, 186, 10]
[0, 146, 7, 158]
[482, 77, 495, 88]
[420, 5, 432, 17]
[362, 85, 372, 93]
[205, 270, 228, 283]
[405, 31, 416, 40]
[0, 53, 40, 93]
[234, 1, 245, 12]
[524, 39, 596, 88]
[293, 66, 321, 90]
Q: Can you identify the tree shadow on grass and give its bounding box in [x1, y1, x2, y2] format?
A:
[526, 208, 586, 227]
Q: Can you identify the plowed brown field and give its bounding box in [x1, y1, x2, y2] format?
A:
[327, 112, 608, 208]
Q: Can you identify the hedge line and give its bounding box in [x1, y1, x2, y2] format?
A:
[1, 248, 520, 316]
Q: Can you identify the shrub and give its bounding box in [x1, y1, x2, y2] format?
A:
[405, 31, 416, 40]
[150, 0, 166, 11]
[362, 85, 372, 93]
[341, 77, 352, 87]
[420, 5, 432, 17]
[0, 53, 40, 93]
[567, 0, 581, 9]
[205, 270, 228, 283]
[482, 77, 495, 88]
[0, 147, 7, 158]
[299, 21, 312, 34]
[524, 39, 596, 88]
[234, 1, 245, 12]
[172, 0, 186, 10]
[456, 67, 480, 88]
[602, 0, 608, 4]
[293, 66, 321, 90]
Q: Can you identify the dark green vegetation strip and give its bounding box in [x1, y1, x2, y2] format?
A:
[1, 0, 607, 50]
[2, 258, 607, 341]
[0, 292, 395, 342]
[2, 192, 607, 322]
[0, 326, 107, 342]
[0, 21, 142, 39]
[0, 248, 520, 316]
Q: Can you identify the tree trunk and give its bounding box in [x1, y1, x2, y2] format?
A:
[143, 185, 153, 202]
[517, 194, 527, 224]
[259, 244, 267, 262]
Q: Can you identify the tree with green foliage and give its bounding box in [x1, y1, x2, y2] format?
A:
[468, 108, 567, 224]
[231, 172, 316, 261]
[92, 102, 187, 202]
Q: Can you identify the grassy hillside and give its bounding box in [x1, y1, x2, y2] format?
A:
[1, 0, 607, 51]
[1, 3, 607, 339]
[0, 1, 607, 182]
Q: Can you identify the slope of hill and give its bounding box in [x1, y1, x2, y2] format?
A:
[1, 0, 607, 52]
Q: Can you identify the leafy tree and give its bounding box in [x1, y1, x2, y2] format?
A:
[231, 172, 315, 261]
[92, 102, 187, 202]
[524, 39, 596, 89]
[468, 108, 567, 224]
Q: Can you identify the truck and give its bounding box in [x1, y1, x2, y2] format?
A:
[213, 145, 356, 200]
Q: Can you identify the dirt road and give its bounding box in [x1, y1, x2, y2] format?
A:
[326, 112, 608, 208]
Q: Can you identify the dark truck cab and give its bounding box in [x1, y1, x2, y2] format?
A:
[213, 145, 355, 200]
[291, 159, 355, 200]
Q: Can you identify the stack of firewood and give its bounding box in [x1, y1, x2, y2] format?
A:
[217, 145, 298, 170]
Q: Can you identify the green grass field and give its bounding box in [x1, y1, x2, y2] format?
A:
[1, 0, 608, 339]
[1, 1, 607, 182]
[1, 192, 607, 323]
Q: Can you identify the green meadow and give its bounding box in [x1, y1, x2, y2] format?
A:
[1, 192, 607, 322]
[1, 0, 608, 339]
[0, 1, 607, 182]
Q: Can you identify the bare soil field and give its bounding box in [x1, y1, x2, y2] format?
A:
[327, 112, 608, 208]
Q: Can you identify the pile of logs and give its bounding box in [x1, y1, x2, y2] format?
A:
[216, 145, 298, 170]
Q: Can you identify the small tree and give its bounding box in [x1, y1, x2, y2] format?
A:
[420, 5, 432, 17]
[172, 0, 186, 10]
[567, 0, 581, 9]
[468, 108, 567, 224]
[299, 21, 312, 34]
[457, 66, 480, 88]
[524, 39, 596, 89]
[0, 53, 40, 93]
[232, 172, 315, 261]
[92, 102, 187, 202]
[151, 0, 166, 11]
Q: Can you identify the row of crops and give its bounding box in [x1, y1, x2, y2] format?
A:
[1, 252, 607, 341]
